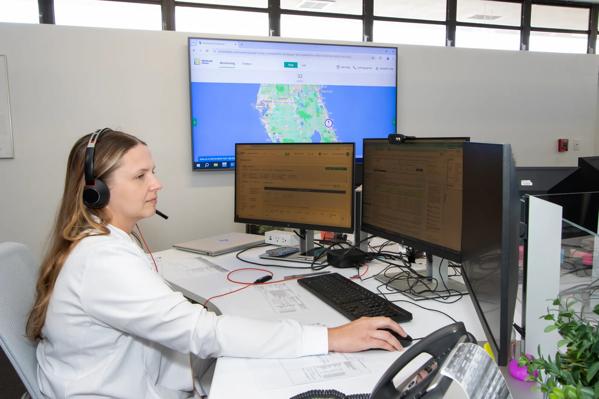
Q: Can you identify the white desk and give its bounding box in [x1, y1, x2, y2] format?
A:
[154, 246, 537, 398]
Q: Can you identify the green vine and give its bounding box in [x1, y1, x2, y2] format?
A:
[519, 299, 599, 399]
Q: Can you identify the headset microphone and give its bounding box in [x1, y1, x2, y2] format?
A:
[155, 210, 169, 220]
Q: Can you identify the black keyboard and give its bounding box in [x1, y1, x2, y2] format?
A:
[297, 273, 412, 323]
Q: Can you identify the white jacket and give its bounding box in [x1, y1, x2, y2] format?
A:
[36, 225, 328, 398]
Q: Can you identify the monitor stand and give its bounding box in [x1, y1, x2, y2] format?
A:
[376, 254, 467, 300]
[259, 229, 327, 266]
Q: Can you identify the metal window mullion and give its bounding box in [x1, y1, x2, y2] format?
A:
[363, 0, 373, 42]
[175, 1, 265, 13]
[521, 0, 531, 51]
[589, 5, 598, 54]
[161, 0, 175, 30]
[279, 9, 362, 20]
[38, 0, 55, 24]
[530, 26, 587, 35]
[455, 21, 523, 31]
[373, 15, 445, 26]
[104, 0, 161, 4]
[268, 0, 280, 37]
[446, 0, 456, 47]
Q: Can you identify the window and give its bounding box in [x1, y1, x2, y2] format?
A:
[529, 32, 587, 54]
[281, 14, 362, 42]
[374, 21, 445, 47]
[457, 0, 521, 27]
[531, 5, 589, 31]
[281, 0, 361, 15]
[176, 7, 268, 36]
[0, 0, 39, 24]
[375, 0, 446, 21]
[456, 27, 520, 51]
[54, 0, 161, 30]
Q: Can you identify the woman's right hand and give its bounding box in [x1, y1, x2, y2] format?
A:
[327, 316, 408, 352]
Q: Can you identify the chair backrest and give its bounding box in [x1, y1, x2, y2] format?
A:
[0, 242, 43, 399]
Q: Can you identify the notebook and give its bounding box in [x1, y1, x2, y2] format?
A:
[173, 232, 264, 256]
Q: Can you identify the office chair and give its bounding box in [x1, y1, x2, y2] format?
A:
[0, 242, 42, 399]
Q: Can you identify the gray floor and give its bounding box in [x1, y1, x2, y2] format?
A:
[0, 349, 27, 398]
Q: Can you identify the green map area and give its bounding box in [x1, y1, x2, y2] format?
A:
[255, 84, 338, 143]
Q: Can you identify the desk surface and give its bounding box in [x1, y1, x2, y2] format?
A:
[155, 245, 540, 399]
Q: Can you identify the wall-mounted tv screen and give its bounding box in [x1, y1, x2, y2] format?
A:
[188, 37, 397, 170]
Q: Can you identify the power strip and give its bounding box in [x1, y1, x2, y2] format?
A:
[265, 230, 300, 247]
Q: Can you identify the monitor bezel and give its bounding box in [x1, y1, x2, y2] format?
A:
[234, 142, 356, 233]
[188, 36, 398, 171]
[360, 137, 470, 263]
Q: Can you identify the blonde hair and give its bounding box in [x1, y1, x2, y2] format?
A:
[26, 129, 145, 341]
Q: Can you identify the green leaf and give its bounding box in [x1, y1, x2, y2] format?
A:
[587, 361, 599, 384]
[558, 339, 568, 348]
[518, 357, 528, 367]
[561, 311, 575, 319]
[545, 325, 558, 333]
[593, 304, 599, 316]
[580, 386, 595, 399]
[565, 388, 577, 399]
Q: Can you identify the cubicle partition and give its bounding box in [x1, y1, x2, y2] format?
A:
[523, 193, 599, 358]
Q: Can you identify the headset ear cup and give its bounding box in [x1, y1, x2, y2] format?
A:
[83, 179, 110, 209]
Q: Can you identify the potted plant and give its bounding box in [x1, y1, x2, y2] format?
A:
[519, 299, 599, 399]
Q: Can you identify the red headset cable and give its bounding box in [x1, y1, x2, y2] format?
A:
[135, 224, 159, 273]
[132, 230, 309, 308]
[202, 267, 306, 308]
[352, 264, 369, 280]
[205, 266, 369, 309]
[202, 284, 253, 308]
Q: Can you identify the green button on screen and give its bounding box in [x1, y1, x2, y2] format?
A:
[284, 61, 298, 68]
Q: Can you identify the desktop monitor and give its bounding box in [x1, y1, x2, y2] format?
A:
[234, 143, 355, 233]
[516, 166, 576, 196]
[361, 138, 467, 262]
[546, 156, 599, 235]
[188, 37, 397, 170]
[461, 143, 520, 367]
[549, 156, 599, 194]
[363, 138, 519, 366]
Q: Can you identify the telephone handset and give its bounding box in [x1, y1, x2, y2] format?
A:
[291, 323, 476, 399]
[370, 322, 475, 399]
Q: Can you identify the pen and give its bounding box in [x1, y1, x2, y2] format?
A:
[284, 271, 331, 280]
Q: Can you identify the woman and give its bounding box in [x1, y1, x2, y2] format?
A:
[27, 128, 408, 398]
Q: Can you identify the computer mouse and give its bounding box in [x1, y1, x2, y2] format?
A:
[380, 328, 413, 348]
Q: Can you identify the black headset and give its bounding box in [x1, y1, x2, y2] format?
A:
[83, 128, 111, 209]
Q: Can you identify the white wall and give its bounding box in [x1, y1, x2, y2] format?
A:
[0, 23, 241, 260]
[0, 22, 597, 259]
[394, 44, 599, 166]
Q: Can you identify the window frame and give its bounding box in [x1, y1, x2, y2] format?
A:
[28, 0, 599, 54]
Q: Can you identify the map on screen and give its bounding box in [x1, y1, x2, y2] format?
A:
[189, 38, 397, 170]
